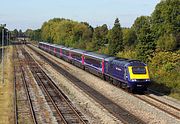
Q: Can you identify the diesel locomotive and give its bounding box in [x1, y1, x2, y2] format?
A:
[38, 42, 151, 92]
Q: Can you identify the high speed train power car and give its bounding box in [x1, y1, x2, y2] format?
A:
[39, 42, 151, 92]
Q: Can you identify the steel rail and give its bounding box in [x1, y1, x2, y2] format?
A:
[134, 94, 180, 120]
[23, 47, 87, 124]
[15, 46, 38, 124]
[13, 47, 18, 124]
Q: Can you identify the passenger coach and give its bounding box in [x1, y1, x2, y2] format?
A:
[38, 42, 151, 92]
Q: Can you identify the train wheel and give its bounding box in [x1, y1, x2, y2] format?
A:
[105, 75, 110, 82]
[118, 82, 122, 88]
[81, 65, 85, 70]
[121, 83, 127, 89]
[102, 75, 105, 80]
[128, 87, 134, 93]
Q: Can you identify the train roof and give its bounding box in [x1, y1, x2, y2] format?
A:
[104, 57, 116, 61]
[70, 48, 87, 54]
[85, 51, 110, 60]
[49, 44, 57, 47]
[61, 46, 73, 51]
[55, 45, 64, 48]
[39, 42, 54, 46]
[111, 58, 146, 66]
[39, 42, 49, 45]
[127, 60, 146, 66]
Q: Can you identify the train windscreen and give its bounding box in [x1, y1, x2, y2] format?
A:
[132, 67, 146, 74]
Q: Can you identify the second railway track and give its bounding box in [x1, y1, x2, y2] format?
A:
[21, 46, 88, 124]
[14, 46, 38, 124]
[134, 93, 180, 120]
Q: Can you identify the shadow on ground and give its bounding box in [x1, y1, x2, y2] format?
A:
[148, 81, 171, 95]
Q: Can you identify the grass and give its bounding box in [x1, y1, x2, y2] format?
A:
[0, 46, 14, 124]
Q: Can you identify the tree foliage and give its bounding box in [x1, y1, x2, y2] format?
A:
[149, 51, 180, 90]
[25, 29, 41, 41]
[108, 18, 123, 55]
[122, 28, 137, 46]
[151, 0, 180, 50]
[40, 18, 93, 48]
[132, 16, 155, 62]
[89, 24, 108, 51]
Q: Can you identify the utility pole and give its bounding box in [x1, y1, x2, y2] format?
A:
[2, 28, 4, 84]
[6, 31, 8, 46]
[9, 31, 10, 45]
[1, 24, 6, 84]
[6, 30, 8, 60]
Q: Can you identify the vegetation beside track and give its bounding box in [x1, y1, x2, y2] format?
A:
[149, 51, 180, 100]
[0, 46, 14, 124]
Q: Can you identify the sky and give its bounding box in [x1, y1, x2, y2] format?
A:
[0, 0, 160, 31]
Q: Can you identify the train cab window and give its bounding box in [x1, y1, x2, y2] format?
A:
[132, 67, 146, 74]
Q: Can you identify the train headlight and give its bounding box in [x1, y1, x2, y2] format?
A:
[131, 79, 137, 82]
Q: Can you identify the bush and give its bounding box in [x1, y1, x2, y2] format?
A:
[149, 51, 180, 90]
[117, 49, 137, 59]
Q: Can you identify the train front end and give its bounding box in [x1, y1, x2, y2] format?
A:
[127, 61, 151, 91]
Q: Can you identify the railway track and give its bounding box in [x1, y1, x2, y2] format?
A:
[14, 46, 38, 124]
[27, 44, 145, 124]
[21, 47, 88, 124]
[134, 93, 180, 119]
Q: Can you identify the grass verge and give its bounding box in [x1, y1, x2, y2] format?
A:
[0, 46, 14, 124]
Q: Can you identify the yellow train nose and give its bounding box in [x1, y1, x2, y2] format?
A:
[128, 66, 150, 80]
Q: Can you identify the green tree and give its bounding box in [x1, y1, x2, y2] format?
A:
[122, 28, 137, 46]
[151, 0, 180, 50]
[12, 29, 19, 39]
[25, 29, 33, 37]
[80, 23, 93, 49]
[90, 24, 108, 51]
[133, 16, 155, 62]
[25, 29, 42, 41]
[40, 18, 93, 48]
[33, 29, 41, 41]
[18, 29, 23, 37]
[108, 18, 123, 55]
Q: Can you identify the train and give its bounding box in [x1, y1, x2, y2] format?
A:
[38, 42, 151, 92]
